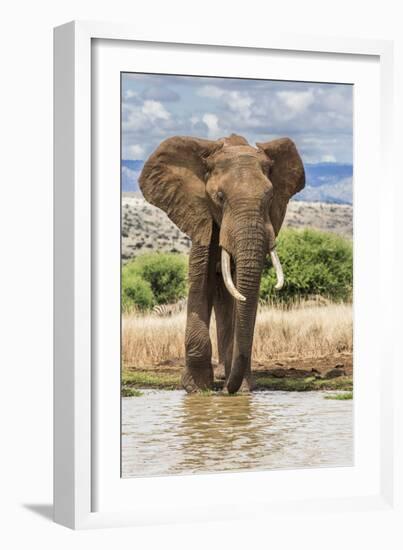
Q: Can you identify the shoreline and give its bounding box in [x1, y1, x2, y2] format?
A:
[122, 353, 353, 395]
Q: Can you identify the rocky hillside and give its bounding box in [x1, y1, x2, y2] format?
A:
[122, 193, 352, 260]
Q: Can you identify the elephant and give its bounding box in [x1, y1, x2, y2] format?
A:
[139, 133, 305, 394]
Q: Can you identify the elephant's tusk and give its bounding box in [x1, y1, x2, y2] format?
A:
[270, 248, 284, 290]
[221, 249, 246, 302]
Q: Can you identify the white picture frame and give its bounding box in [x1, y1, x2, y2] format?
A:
[54, 20, 398, 530]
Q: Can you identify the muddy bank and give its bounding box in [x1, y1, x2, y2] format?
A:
[122, 353, 353, 394]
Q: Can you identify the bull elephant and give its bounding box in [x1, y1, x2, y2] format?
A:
[139, 133, 305, 394]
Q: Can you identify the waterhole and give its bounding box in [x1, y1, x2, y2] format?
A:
[122, 390, 353, 477]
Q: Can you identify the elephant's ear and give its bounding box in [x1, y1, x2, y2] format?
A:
[139, 136, 221, 245]
[256, 138, 305, 235]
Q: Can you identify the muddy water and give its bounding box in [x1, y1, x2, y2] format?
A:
[122, 390, 353, 478]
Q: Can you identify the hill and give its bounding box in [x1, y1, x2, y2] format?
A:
[121, 194, 352, 260]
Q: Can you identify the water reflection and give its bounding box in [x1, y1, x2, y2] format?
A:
[177, 394, 281, 473]
[122, 390, 353, 478]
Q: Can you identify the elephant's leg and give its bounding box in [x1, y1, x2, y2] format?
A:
[181, 242, 216, 393]
[213, 273, 235, 383]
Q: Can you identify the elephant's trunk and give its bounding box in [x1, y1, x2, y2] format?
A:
[225, 224, 266, 394]
[222, 247, 284, 298]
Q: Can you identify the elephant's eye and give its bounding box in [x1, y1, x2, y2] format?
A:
[262, 159, 274, 176]
[216, 190, 225, 202]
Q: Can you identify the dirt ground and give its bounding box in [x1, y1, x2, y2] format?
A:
[250, 353, 353, 379]
[126, 352, 353, 381]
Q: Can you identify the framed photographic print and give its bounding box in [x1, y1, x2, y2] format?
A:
[119, 72, 354, 479]
[54, 21, 397, 530]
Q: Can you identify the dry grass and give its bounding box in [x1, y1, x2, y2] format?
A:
[252, 303, 352, 360]
[122, 302, 352, 367]
[123, 312, 186, 366]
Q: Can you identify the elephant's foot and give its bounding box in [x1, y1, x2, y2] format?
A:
[181, 365, 214, 393]
[223, 373, 255, 394]
[214, 362, 226, 381]
[238, 374, 255, 393]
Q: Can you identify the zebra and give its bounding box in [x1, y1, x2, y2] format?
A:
[152, 297, 187, 317]
[299, 294, 331, 308]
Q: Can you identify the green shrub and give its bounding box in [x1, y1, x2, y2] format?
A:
[123, 253, 188, 307]
[121, 230, 352, 311]
[121, 272, 154, 312]
[260, 228, 353, 304]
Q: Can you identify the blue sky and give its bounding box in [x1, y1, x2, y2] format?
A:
[121, 73, 353, 203]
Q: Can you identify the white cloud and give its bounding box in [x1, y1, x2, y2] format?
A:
[202, 113, 221, 138]
[128, 144, 145, 159]
[122, 98, 173, 135]
[122, 75, 353, 165]
[141, 100, 170, 121]
[226, 91, 253, 119]
[321, 154, 336, 162]
[198, 85, 224, 98]
[198, 86, 253, 121]
[277, 90, 314, 114]
[124, 90, 139, 102]
[142, 86, 179, 102]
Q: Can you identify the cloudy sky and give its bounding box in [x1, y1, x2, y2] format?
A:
[121, 73, 352, 165]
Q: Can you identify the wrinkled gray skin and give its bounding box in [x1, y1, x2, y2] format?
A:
[139, 134, 305, 393]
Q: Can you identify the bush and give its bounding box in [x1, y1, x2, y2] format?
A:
[260, 228, 353, 304]
[122, 253, 188, 308]
[121, 231, 352, 311]
[121, 272, 154, 312]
